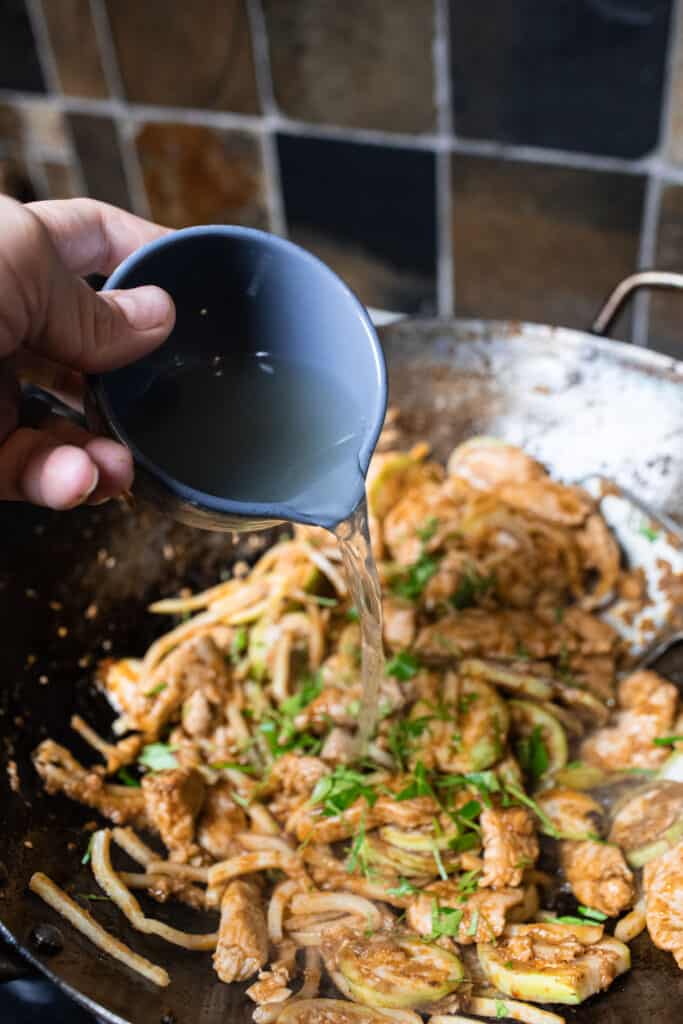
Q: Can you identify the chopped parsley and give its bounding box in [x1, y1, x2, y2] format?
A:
[209, 761, 255, 773]
[258, 674, 323, 757]
[230, 626, 248, 662]
[653, 735, 683, 747]
[430, 901, 463, 939]
[144, 682, 167, 698]
[116, 766, 141, 788]
[506, 782, 561, 839]
[391, 553, 440, 601]
[279, 673, 322, 719]
[458, 799, 482, 820]
[456, 869, 480, 897]
[515, 642, 531, 660]
[309, 595, 338, 607]
[555, 915, 593, 926]
[311, 765, 378, 817]
[578, 904, 608, 922]
[395, 759, 437, 801]
[386, 651, 421, 681]
[450, 565, 495, 610]
[516, 725, 549, 784]
[448, 832, 480, 853]
[466, 909, 480, 936]
[81, 835, 94, 865]
[346, 814, 370, 876]
[388, 718, 432, 772]
[431, 841, 449, 881]
[639, 521, 659, 542]
[387, 878, 419, 898]
[138, 742, 178, 772]
[496, 1000, 509, 1020]
[346, 606, 359, 622]
[554, 606, 565, 624]
[417, 516, 439, 542]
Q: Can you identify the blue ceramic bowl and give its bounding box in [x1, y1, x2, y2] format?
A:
[87, 226, 387, 532]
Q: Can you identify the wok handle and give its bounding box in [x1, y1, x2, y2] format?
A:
[591, 271, 683, 336]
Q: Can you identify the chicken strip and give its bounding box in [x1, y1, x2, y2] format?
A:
[197, 781, 247, 860]
[480, 806, 539, 888]
[407, 879, 523, 944]
[643, 840, 683, 969]
[141, 767, 205, 861]
[561, 841, 634, 918]
[581, 670, 679, 771]
[213, 880, 268, 983]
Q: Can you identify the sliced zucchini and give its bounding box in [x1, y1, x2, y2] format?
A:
[364, 835, 460, 877]
[275, 1000, 409, 1023]
[411, 676, 509, 774]
[461, 659, 554, 701]
[367, 451, 428, 519]
[608, 781, 683, 868]
[380, 824, 460, 853]
[338, 931, 465, 1009]
[554, 761, 606, 791]
[478, 927, 630, 1005]
[508, 700, 567, 778]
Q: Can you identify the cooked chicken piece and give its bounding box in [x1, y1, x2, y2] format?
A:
[407, 879, 523, 943]
[480, 806, 539, 888]
[321, 728, 355, 764]
[197, 781, 247, 860]
[268, 754, 328, 797]
[447, 439, 544, 490]
[287, 792, 438, 844]
[609, 782, 683, 852]
[561, 841, 635, 918]
[577, 513, 620, 608]
[294, 688, 361, 733]
[32, 740, 148, 827]
[246, 960, 292, 1005]
[581, 670, 679, 771]
[380, 479, 452, 564]
[563, 653, 616, 702]
[382, 597, 416, 650]
[181, 689, 213, 738]
[643, 840, 683, 968]
[562, 608, 616, 655]
[214, 880, 268, 983]
[497, 479, 592, 526]
[537, 788, 603, 839]
[141, 767, 205, 861]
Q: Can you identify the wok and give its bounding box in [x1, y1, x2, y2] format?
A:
[2, 272, 683, 1023]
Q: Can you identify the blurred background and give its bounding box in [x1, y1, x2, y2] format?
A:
[0, 1, 682, 351]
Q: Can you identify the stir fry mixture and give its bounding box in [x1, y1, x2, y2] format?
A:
[30, 434, 683, 1024]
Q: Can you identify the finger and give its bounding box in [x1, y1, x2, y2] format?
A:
[0, 427, 99, 508]
[40, 415, 133, 503]
[0, 199, 176, 371]
[26, 197, 171, 277]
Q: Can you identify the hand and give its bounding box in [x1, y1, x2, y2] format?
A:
[0, 195, 175, 509]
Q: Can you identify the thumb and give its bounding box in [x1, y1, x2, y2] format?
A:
[34, 275, 176, 374]
[0, 199, 175, 372]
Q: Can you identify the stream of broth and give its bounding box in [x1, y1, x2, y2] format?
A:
[334, 498, 385, 753]
[122, 352, 386, 750]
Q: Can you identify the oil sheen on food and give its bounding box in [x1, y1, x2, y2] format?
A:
[124, 351, 385, 745]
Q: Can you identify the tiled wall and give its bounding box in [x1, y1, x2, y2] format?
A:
[3, 1, 683, 354]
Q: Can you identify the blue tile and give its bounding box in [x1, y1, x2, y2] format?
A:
[449, 0, 673, 157]
[277, 134, 437, 314]
[0, 0, 45, 93]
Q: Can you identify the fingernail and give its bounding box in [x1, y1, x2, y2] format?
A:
[112, 286, 172, 330]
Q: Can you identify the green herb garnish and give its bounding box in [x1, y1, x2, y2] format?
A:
[450, 565, 495, 610]
[346, 606, 359, 622]
[466, 909, 480, 936]
[117, 766, 141, 788]
[516, 725, 549, 783]
[311, 765, 378, 817]
[209, 761, 256, 773]
[346, 814, 370, 876]
[388, 718, 432, 772]
[417, 517, 439, 542]
[578, 904, 608, 921]
[391, 553, 440, 601]
[653, 735, 683, 747]
[230, 626, 248, 662]
[430, 901, 463, 939]
[639, 522, 659, 542]
[144, 682, 167, 698]
[81, 835, 94, 865]
[386, 651, 421, 681]
[139, 743, 178, 772]
[496, 1000, 509, 1020]
[387, 878, 419, 898]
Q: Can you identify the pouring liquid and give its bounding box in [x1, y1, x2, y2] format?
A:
[334, 498, 385, 754]
[122, 352, 385, 750]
